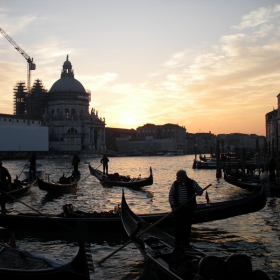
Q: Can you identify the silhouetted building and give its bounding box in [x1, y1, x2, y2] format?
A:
[43, 55, 106, 153]
[13, 81, 26, 116]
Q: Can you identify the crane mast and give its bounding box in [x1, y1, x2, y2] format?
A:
[0, 27, 36, 93]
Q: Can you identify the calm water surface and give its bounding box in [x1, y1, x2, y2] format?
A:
[1, 155, 280, 279]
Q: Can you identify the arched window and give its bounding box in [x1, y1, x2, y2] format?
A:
[71, 108, 76, 118]
[67, 127, 78, 134]
[65, 108, 69, 119]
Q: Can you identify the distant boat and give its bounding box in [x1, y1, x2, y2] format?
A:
[193, 158, 217, 169]
[164, 152, 174, 157]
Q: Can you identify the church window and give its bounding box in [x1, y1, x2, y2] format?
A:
[67, 127, 78, 134]
[71, 108, 76, 118]
[65, 108, 69, 119]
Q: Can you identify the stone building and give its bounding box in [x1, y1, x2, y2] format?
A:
[42, 55, 106, 153]
[113, 123, 187, 154]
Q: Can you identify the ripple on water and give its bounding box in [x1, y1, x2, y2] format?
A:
[1, 155, 280, 279]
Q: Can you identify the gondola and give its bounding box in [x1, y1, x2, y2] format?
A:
[0, 235, 90, 279]
[0, 186, 266, 233]
[224, 169, 280, 197]
[4, 178, 35, 202]
[23, 163, 46, 180]
[227, 168, 260, 181]
[224, 169, 260, 191]
[121, 191, 271, 280]
[88, 164, 153, 188]
[37, 173, 80, 194]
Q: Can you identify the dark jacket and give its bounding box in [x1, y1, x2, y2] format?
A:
[0, 166, 11, 187]
[100, 156, 109, 165]
[72, 155, 80, 166]
[29, 154, 37, 168]
[173, 178, 196, 208]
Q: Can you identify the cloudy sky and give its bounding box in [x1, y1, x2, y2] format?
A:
[0, 0, 279, 135]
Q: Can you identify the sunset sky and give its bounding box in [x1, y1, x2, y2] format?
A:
[0, 0, 279, 136]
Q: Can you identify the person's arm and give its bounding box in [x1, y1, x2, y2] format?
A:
[193, 180, 203, 195]
[6, 169, 11, 184]
[169, 183, 177, 212]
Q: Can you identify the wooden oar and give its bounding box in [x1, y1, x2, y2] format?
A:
[0, 188, 76, 233]
[82, 163, 103, 182]
[97, 183, 212, 265]
[17, 161, 29, 179]
[65, 166, 73, 176]
[93, 163, 102, 170]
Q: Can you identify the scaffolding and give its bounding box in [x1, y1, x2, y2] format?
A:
[26, 79, 48, 120]
[13, 81, 27, 116]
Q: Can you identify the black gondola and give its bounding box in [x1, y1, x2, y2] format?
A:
[224, 169, 280, 197]
[37, 173, 80, 194]
[89, 164, 153, 188]
[4, 178, 35, 202]
[0, 185, 267, 233]
[0, 240, 90, 279]
[121, 191, 271, 280]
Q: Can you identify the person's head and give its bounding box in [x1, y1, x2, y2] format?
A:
[176, 170, 187, 183]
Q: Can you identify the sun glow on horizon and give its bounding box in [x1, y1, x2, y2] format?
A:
[0, 2, 279, 136]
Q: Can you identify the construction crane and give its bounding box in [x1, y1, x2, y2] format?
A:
[0, 26, 36, 93]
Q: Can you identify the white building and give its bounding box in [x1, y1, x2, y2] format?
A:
[0, 114, 48, 151]
[42, 55, 106, 154]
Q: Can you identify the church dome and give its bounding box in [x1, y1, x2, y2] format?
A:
[49, 55, 86, 93]
[49, 77, 86, 93]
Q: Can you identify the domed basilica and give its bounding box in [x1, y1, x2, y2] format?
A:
[14, 55, 106, 154]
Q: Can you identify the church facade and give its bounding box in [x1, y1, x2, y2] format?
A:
[14, 55, 106, 154]
[43, 55, 106, 153]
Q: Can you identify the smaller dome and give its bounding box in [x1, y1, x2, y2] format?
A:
[63, 60, 72, 66]
[63, 54, 71, 67]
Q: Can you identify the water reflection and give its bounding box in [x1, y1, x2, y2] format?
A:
[1, 155, 280, 279]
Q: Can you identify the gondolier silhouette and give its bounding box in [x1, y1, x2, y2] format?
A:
[169, 169, 203, 248]
[72, 152, 80, 179]
[100, 155, 109, 175]
[0, 160, 12, 212]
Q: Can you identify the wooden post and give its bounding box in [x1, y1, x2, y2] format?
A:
[241, 148, 246, 173]
[276, 121, 279, 182]
[256, 139, 260, 174]
[216, 140, 221, 180]
[263, 138, 267, 172]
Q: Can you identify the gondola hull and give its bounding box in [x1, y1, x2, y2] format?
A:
[89, 164, 153, 188]
[4, 179, 35, 202]
[0, 241, 90, 279]
[224, 169, 280, 197]
[0, 186, 266, 233]
[37, 176, 79, 194]
[121, 191, 270, 280]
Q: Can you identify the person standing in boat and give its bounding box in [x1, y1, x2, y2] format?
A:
[100, 154, 109, 175]
[29, 152, 37, 181]
[72, 152, 80, 179]
[169, 169, 203, 248]
[0, 160, 12, 213]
